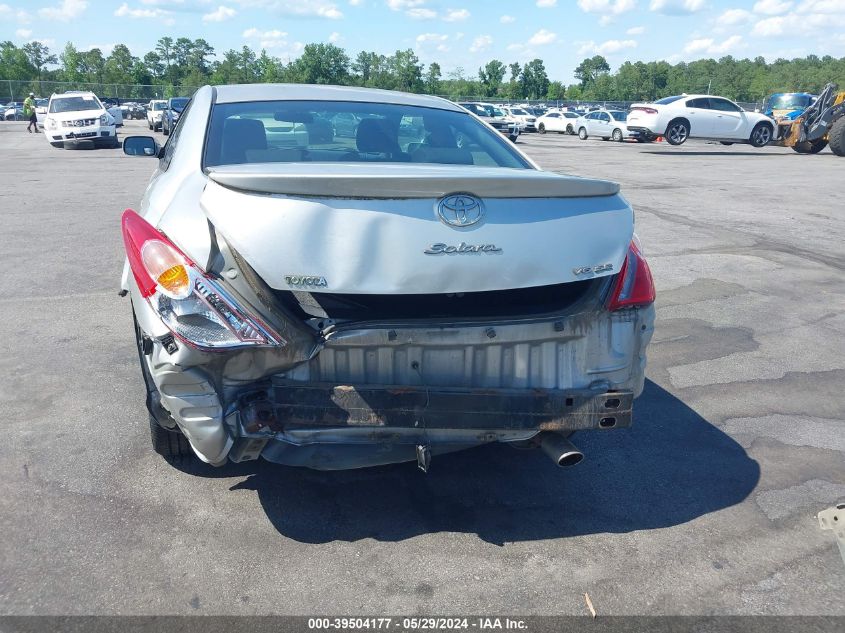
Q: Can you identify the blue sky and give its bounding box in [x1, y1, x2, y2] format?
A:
[2, 0, 845, 81]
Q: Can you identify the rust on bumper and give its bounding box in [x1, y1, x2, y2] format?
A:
[271, 378, 632, 432]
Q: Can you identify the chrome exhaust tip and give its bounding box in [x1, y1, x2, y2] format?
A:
[539, 433, 584, 468]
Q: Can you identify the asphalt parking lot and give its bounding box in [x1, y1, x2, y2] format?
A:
[1, 120, 843, 616]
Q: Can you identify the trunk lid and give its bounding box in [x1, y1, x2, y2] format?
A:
[201, 163, 632, 296]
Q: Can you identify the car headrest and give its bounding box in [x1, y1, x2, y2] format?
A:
[356, 118, 400, 154]
[220, 118, 267, 165]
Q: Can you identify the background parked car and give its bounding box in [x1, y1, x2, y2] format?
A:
[627, 94, 774, 147]
[502, 106, 537, 132]
[161, 97, 190, 136]
[98, 97, 124, 127]
[537, 111, 581, 134]
[147, 100, 167, 131]
[458, 102, 520, 142]
[4, 102, 24, 121]
[576, 109, 635, 142]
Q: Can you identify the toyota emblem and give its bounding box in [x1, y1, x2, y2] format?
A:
[436, 194, 485, 228]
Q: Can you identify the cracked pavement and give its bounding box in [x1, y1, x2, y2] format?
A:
[0, 122, 843, 615]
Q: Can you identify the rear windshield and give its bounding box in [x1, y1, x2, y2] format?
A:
[49, 95, 103, 113]
[153, 102, 167, 110]
[169, 98, 189, 112]
[609, 111, 628, 121]
[204, 100, 531, 169]
[655, 96, 683, 105]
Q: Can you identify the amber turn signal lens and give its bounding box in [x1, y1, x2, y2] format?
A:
[157, 264, 190, 297]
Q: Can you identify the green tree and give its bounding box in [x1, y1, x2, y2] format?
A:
[0, 41, 36, 81]
[104, 44, 136, 86]
[155, 37, 175, 83]
[478, 59, 506, 97]
[59, 42, 83, 83]
[546, 80, 565, 101]
[22, 41, 57, 81]
[522, 59, 550, 99]
[574, 55, 610, 87]
[289, 43, 350, 85]
[425, 62, 441, 94]
[388, 49, 423, 93]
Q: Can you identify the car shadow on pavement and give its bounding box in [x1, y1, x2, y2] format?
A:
[643, 151, 781, 157]
[224, 379, 759, 545]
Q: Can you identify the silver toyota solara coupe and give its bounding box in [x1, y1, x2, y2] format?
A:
[120, 84, 655, 472]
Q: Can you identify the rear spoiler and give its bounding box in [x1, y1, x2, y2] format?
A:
[205, 163, 620, 199]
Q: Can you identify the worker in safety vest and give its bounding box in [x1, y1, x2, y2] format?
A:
[24, 92, 37, 133]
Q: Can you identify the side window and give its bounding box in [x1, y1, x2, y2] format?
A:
[599, 113, 610, 122]
[710, 98, 742, 112]
[686, 98, 709, 109]
[547, 112, 560, 118]
[160, 98, 193, 171]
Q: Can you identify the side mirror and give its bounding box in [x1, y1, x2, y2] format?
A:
[123, 135, 160, 158]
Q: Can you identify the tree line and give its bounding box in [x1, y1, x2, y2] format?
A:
[2, 37, 845, 103]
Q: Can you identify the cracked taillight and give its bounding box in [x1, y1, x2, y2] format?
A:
[121, 209, 284, 350]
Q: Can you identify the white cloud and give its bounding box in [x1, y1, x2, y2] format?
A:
[38, 0, 88, 20]
[202, 5, 236, 22]
[626, 25, 645, 34]
[407, 7, 436, 18]
[235, 0, 343, 20]
[578, 38, 637, 55]
[649, 0, 707, 15]
[684, 34, 744, 54]
[416, 32, 448, 42]
[469, 34, 492, 52]
[0, 4, 32, 22]
[716, 8, 753, 25]
[243, 27, 287, 38]
[328, 31, 343, 42]
[15, 28, 33, 38]
[528, 28, 558, 45]
[753, 0, 793, 14]
[577, 0, 636, 15]
[751, 3, 845, 38]
[537, 0, 557, 7]
[442, 8, 469, 21]
[349, 0, 363, 5]
[114, 3, 166, 19]
[500, 14, 515, 23]
[386, 0, 425, 9]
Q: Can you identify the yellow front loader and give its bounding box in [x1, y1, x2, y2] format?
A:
[775, 83, 845, 155]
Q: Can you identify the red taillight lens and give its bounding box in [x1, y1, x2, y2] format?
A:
[607, 240, 655, 311]
[632, 107, 658, 115]
[122, 209, 192, 299]
[121, 209, 284, 349]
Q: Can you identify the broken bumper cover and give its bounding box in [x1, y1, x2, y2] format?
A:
[228, 381, 633, 469]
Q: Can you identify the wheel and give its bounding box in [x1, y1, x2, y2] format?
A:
[612, 128, 623, 142]
[601, 137, 609, 141]
[720, 142, 733, 146]
[133, 311, 194, 463]
[50, 141, 63, 148]
[791, 139, 828, 154]
[749, 123, 773, 148]
[828, 116, 845, 156]
[538, 123, 546, 135]
[578, 127, 588, 140]
[148, 121, 152, 130]
[162, 121, 169, 136]
[665, 119, 690, 145]
[509, 134, 518, 143]
[566, 124, 574, 135]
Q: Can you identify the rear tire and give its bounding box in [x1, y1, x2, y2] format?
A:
[133, 310, 194, 464]
[578, 127, 588, 140]
[828, 117, 845, 156]
[665, 119, 690, 145]
[538, 123, 546, 134]
[791, 140, 828, 154]
[612, 128, 623, 142]
[566, 124, 574, 135]
[720, 141, 733, 146]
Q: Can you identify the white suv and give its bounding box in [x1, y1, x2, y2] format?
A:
[147, 100, 167, 131]
[43, 92, 118, 148]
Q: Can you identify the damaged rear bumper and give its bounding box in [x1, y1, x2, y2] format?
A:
[229, 382, 633, 469]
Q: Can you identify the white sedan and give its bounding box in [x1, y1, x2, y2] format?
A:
[536, 111, 581, 135]
[576, 110, 635, 142]
[627, 94, 775, 147]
